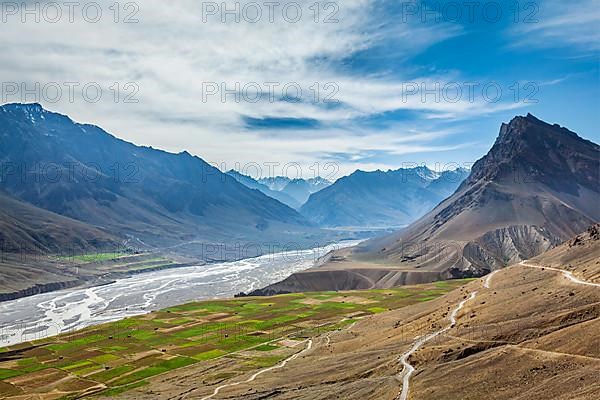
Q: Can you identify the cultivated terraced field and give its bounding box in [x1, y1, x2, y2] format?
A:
[0, 279, 472, 399]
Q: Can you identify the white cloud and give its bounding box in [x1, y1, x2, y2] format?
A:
[509, 0, 600, 54]
[1, 0, 529, 177]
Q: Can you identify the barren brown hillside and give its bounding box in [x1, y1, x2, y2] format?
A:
[114, 225, 600, 400]
[250, 115, 599, 295]
[352, 114, 599, 276]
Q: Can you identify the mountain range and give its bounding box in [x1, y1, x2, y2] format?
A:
[300, 167, 469, 228]
[0, 103, 325, 260]
[3, 106, 598, 288]
[227, 171, 332, 209]
[355, 114, 599, 276]
[229, 166, 468, 229]
[250, 114, 600, 294]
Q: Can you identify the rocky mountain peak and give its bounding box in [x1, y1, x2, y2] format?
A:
[1, 102, 47, 122]
[465, 114, 599, 191]
[496, 113, 580, 146]
[2, 102, 44, 113]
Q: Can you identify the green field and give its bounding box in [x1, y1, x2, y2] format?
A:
[55, 252, 177, 275]
[0, 279, 472, 399]
[58, 252, 130, 263]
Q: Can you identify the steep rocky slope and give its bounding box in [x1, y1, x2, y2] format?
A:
[528, 223, 600, 282]
[254, 114, 599, 293]
[353, 114, 599, 276]
[0, 103, 324, 259]
[115, 227, 600, 400]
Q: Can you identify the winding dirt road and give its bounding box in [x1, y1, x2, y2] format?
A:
[180, 259, 599, 400]
[484, 270, 499, 289]
[396, 259, 599, 400]
[519, 261, 600, 288]
[396, 291, 478, 400]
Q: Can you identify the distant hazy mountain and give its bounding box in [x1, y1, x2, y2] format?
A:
[300, 166, 469, 228]
[226, 170, 301, 209]
[306, 177, 333, 192]
[280, 179, 312, 205]
[232, 175, 333, 209]
[0, 103, 321, 259]
[284, 177, 332, 205]
[259, 176, 292, 191]
[353, 114, 600, 276]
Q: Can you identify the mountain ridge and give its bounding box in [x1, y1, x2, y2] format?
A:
[354, 113, 600, 274]
[250, 114, 599, 294]
[226, 170, 302, 209]
[0, 103, 324, 260]
[228, 171, 332, 209]
[300, 166, 469, 228]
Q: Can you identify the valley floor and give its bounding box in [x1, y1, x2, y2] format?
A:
[0, 281, 469, 399]
[118, 257, 599, 400]
[2, 231, 598, 400]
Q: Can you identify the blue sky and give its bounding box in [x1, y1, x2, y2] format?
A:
[2, 0, 598, 178]
[321, 0, 600, 170]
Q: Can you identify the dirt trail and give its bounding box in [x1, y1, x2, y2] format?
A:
[198, 339, 313, 400]
[520, 261, 600, 288]
[396, 292, 478, 400]
[483, 270, 499, 289]
[397, 261, 599, 400]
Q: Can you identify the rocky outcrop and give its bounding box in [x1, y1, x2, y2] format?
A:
[463, 225, 561, 274]
[0, 280, 84, 302]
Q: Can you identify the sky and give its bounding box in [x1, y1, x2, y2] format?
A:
[2, 0, 599, 180]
